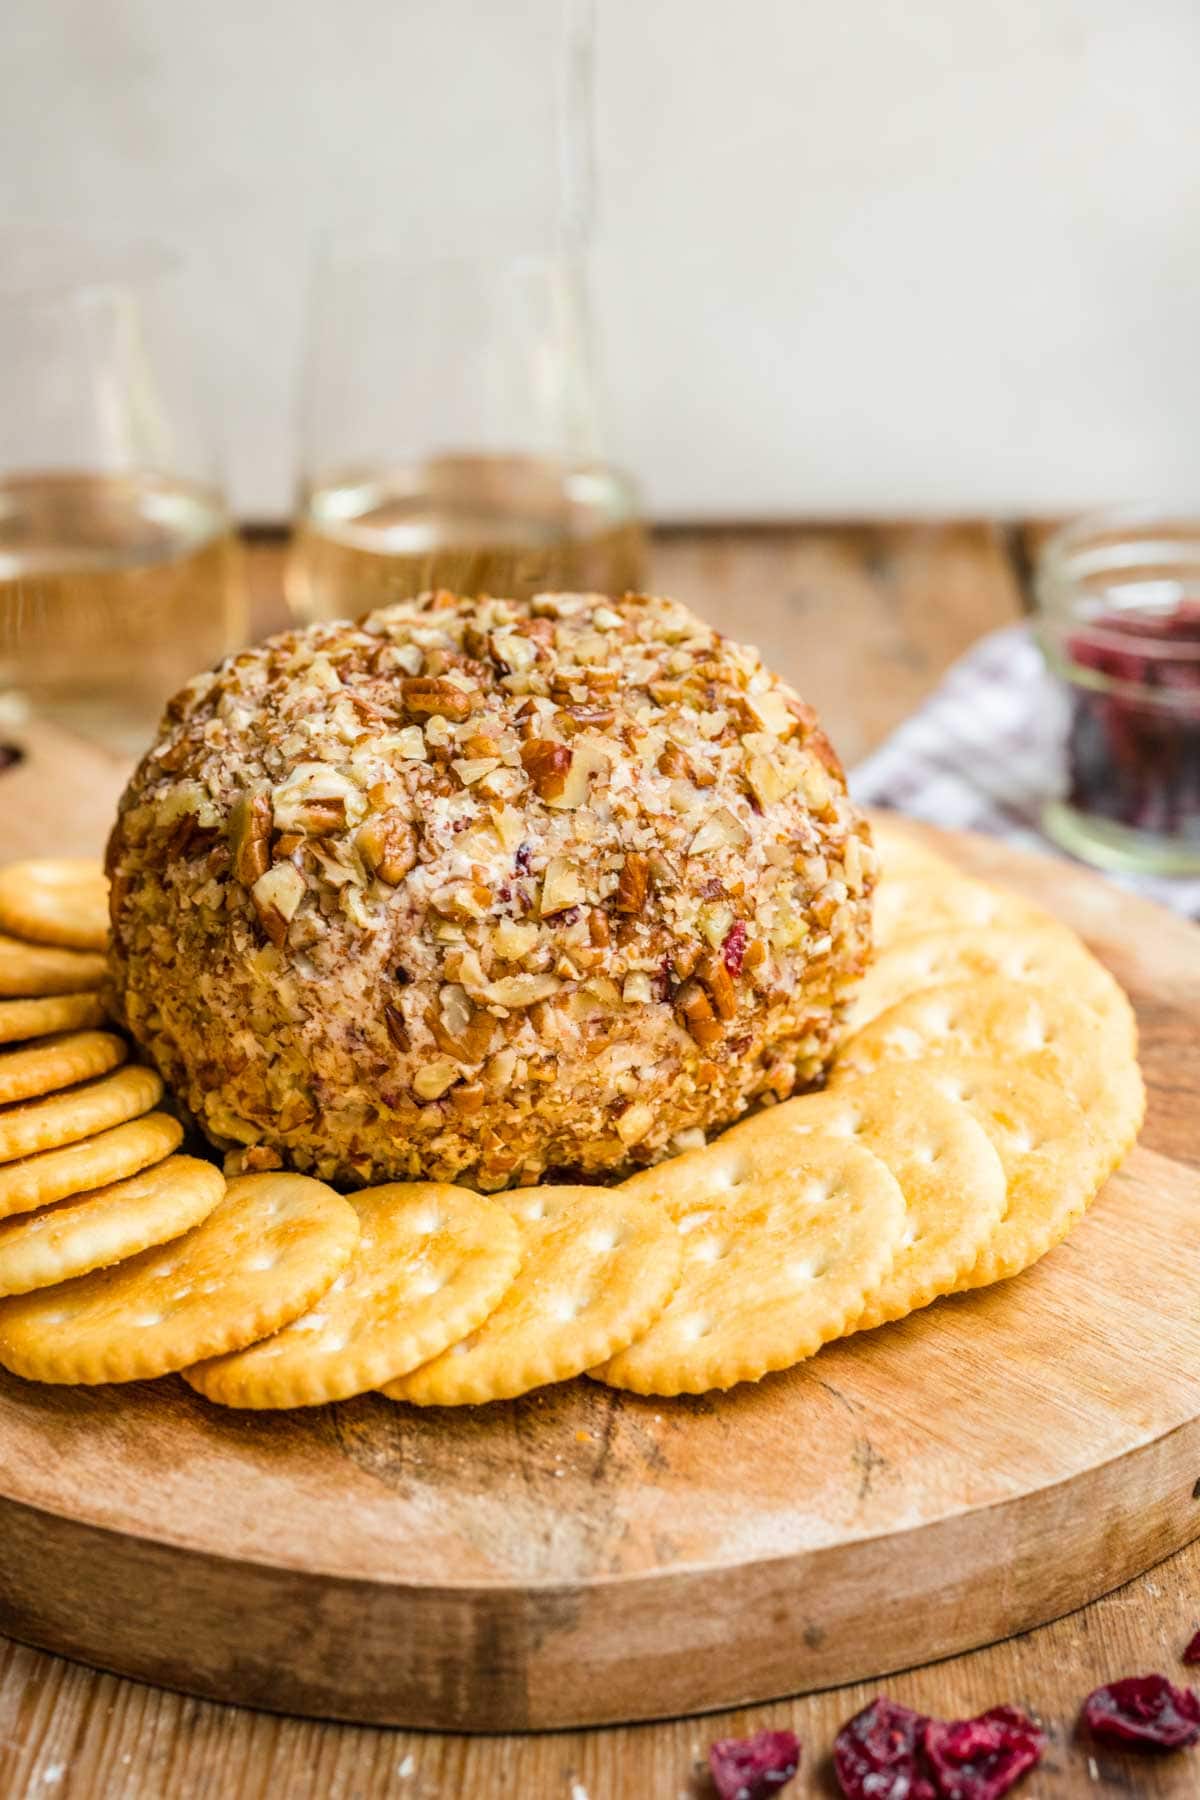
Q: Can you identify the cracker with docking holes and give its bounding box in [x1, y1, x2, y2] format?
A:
[725, 1064, 1007, 1329]
[914, 1058, 1112, 1288]
[595, 1135, 905, 1396]
[385, 1185, 683, 1406]
[0, 859, 109, 952]
[874, 871, 1053, 951]
[0, 1030, 126, 1107]
[0, 1112, 183, 1222]
[866, 812, 960, 885]
[0, 934, 106, 998]
[848, 923, 1138, 1050]
[0, 1171, 359, 1385]
[185, 1183, 520, 1408]
[0, 1155, 225, 1297]
[834, 978, 1144, 1178]
[0, 992, 107, 1046]
[0, 1065, 164, 1165]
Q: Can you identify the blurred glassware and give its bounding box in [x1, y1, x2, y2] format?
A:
[0, 236, 244, 756]
[1035, 508, 1200, 875]
[286, 1, 643, 621]
[287, 244, 645, 622]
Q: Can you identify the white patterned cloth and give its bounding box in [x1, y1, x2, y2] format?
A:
[850, 623, 1200, 920]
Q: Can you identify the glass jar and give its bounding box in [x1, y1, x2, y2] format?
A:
[1035, 508, 1200, 875]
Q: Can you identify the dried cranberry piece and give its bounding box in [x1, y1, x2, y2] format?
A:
[1081, 1674, 1200, 1750]
[722, 920, 748, 977]
[514, 842, 534, 874]
[923, 1705, 1044, 1799]
[1184, 1630, 1200, 1666]
[833, 1698, 937, 1800]
[708, 1729, 800, 1799]
[0, 743, 23, 775]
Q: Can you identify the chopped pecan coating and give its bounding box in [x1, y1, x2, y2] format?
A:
[106, 588, 874, 1189]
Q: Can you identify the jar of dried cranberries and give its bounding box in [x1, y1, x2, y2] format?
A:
[1035, 509, 1200, 875]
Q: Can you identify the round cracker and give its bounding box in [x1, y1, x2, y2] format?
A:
[835, 977, 1144, 1178]
[0, 1065, 163, 1165]
[729, 1065, 1007, 1329]
[386, 1186, 683, 1407]
[0, 1111, 184, 1222]
[0, 992, 107, 1047]
[596, 1134, 906, 1396]
[848, 923, 1137, 1050]
[866, 812, 959, 885]
[0, 859, 109, 952]
[184, 1182, 519, 1409]
[0, 1155, 225, 1297]
[873, 870, 1053, 951]
[0, 1030, 127, 1107]
[915, 1057, 1112, 1288]
[0, 1171, 359, 1385]
[0, 934, 106, 998]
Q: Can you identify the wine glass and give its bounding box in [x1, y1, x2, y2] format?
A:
[286, 242, 645, 624]
[0, 235, 245, 756]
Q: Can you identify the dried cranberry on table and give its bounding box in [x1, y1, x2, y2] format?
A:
[833, 1698, 937, 1800]
[1184, 1629, 1200, 1666]
[832, 1697, 1043, 1800]
[707, 1728, 801, 1799]
[1081, 1673, 1200, 1750]
[922, 1705, 1045, 1800]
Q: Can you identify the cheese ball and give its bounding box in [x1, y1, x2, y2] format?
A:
[106, 591, 876, 1189]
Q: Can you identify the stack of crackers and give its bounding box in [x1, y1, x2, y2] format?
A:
[0, 823, 1145, 1406]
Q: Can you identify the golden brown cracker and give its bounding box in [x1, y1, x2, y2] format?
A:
[0, 933, 106, 998]
[386, 1185, 682, 1406]
[596, 1133, 905, 1395]
[873, 871, 1054, 951]
[849, 922, 1137, 1050]
[835, 977, 1143, 1178]
[0, 1111, 183, 1221]
[0, 1171, 359, 1385]
[185, 1183, 520, 1408]
[0, 992, 107, 1046]
[0, 1029, 126, 1107]
[0, 859, 109, 951]
[0, 1155, 224, 1296]
[915, 1057, 1113, 1287]
[0, 1065, 164, 1165]
[729, 1064, 1007, 1328]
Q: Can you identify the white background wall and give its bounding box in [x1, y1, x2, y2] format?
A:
[4, 0, 1200, 521]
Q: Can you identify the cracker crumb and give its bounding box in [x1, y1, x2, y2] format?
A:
[398, 1753, 416, 1778]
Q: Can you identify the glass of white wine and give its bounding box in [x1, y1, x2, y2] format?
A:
[287, 242, 645, 623]
[0, 236, 244, 756]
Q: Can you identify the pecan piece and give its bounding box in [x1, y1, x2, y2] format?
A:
[250, 862, 304, 948]
[384, 1004, 409, 1052]
[697, 949, 737, 1021]
[676, 979, 723, 1048]
[398, 676, 475, 721]
[615, 851, 649, 914]
[232, 791, 273, 888]
[357, 811, 417, 885]
[520, 737, 572, 800]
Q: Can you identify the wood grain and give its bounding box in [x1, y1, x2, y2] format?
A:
[3, 526, 1200, 1797]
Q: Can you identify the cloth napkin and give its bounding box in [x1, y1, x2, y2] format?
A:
[850, 622, 1200, 921]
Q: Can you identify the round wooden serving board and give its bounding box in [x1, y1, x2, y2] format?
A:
[1, 827, 1199, 1732]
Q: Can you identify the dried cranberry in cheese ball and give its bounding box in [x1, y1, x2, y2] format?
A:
[106, 591, 876, 1190]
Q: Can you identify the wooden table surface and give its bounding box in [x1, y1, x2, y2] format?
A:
[3, 523, 1199, 1798]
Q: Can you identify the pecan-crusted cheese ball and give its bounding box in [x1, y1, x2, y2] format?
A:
[106, 591, 876, 1190]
